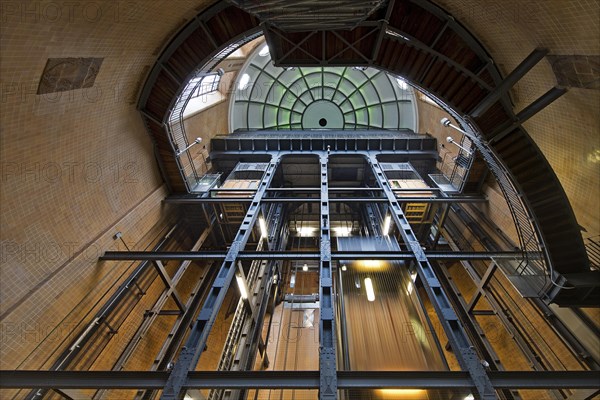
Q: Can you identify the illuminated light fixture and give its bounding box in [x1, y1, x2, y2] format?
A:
[377, 388, 427, 398]
[445, 135, 472, 156]
[184, 394, 194, 400]
[235, 275, 248, 299]
[238, 73, 250, 90]
[352, 66, 368, 71]
[385, 29, 411, 42]
[440, 117, 475, 141]
[464, 395, 475, 400]
[407, 271, 418, 295]
[302, 263, 308, 272]
[258, 45, 269, 57]
[297, 227, 317, 237]
[364, 277, 375, 301]
[334, 226, 352, 237]
[341, 264, 347, 272]
[176, 137, 202, 156]
[259, 216, 268, 239]
[396, 77, 408, 90]
[382, 214, 391, 236]
[355, 276, 361, 288]
[361, 260, 383, 269]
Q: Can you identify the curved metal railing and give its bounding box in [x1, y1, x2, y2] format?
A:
[462, 122, 550, 297]
[165, 32, 263, 192]
[166, 71, 222, 192]
[428, 93, 549, 297]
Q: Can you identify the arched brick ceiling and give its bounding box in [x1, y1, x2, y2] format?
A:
[135, 0, 595, 300]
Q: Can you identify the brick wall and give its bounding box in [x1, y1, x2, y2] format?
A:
[434, 0, 600, 241]
[0, 0, 215, 378]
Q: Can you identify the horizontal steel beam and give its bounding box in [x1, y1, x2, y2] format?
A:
[2, 370, 599, 390]
[335, 251, 538, 260]
[470, 48, 549, 118]
[211, 150, 437, 158]
[262, 187, 442, 192]
[165, 196, 487, 204]
[101, 251, 539, 261]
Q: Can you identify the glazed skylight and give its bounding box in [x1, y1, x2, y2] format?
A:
[229, 43, 418, 132]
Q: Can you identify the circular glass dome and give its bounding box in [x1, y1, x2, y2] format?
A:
[229, 43, 418, 132]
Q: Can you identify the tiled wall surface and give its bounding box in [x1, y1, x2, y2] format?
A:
[0, 0, 215, 374]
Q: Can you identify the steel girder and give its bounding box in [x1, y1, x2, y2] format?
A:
[101, 250, 540, 261]
[2, 370, 599, 390]
[165, 196, 488, 204]
[318, 154, 337, 399]
[367, 155, 496, 399]
[159, 156, 281, 400]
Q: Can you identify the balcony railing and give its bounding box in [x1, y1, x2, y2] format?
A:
[165, 31, 263, 193]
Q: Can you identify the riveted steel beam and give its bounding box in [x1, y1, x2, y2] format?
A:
[3, 370, 600, 390]
[101, 250, 540, 261]
[318, 154, 337, 399]
[160, 156, 281, 400]
[367, 155, 496, 400]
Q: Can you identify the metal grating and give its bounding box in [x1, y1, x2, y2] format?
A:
[229, 0, 386, 31]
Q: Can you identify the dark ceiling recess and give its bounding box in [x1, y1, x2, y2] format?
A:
[228, 0, 386, 31]
[37, 57, 103, 94]
[547, 55, 600, 89]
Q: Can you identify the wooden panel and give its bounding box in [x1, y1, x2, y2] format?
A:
[389, 0, 445, 46]
[206, 6, 259, 45]
[145, 70, 180, 121]
[472, 101, 510, 133]
[168, 29, 216, 82]
[433, 29, 485, 73]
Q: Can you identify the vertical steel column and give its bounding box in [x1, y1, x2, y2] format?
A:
[434, 261, 521, 400]
[430, 203, 450, 249]
[221, 203, 287, 400]
[319, 154, 337, 400]
[161, 156, 281, 400]
[367, 155, 496, 400]
[364, 203, 383, 237]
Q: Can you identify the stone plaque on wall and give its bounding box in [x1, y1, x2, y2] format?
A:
[37, 57, 104, 94]
[547, 55, 600, 90]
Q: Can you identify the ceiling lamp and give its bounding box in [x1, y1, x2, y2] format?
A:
[365, 277, 376, 301]
[297, 226, 317, 237]
[382, 214, 391, 236]
[259, 216, 268, 238]
[235, 275, 248, 299]
[334, 226, 352, 237]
